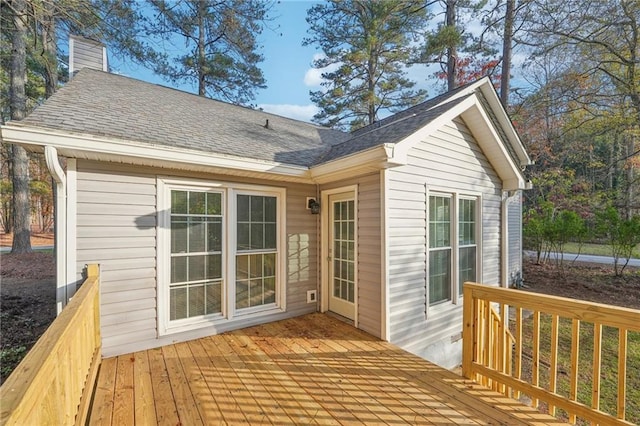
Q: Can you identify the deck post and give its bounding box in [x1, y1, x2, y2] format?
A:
[462, 282, 474, 378]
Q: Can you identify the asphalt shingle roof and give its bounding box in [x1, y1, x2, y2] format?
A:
[20, 69, 479, 168]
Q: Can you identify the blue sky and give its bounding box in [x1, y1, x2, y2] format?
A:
[107, 0, 443, 123]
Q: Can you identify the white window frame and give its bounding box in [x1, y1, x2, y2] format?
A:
[426, 189, 482, 312]
[157, 177, 286, 335]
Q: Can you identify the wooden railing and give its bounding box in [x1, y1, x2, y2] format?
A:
[462, 282, 639, 426]
[0, 265, 101, 426]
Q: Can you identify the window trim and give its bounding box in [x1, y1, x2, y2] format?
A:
[157, 177, 286, 336]
[426, 189, 482, 312]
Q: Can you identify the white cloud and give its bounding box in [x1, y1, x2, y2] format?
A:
[303, 53, 340, 87]
[258, 104, 319, 122]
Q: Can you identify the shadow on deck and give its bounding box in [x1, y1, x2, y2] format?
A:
[89, 313, 565, 425]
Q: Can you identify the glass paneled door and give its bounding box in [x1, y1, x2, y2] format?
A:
[328, 192, 356, 320]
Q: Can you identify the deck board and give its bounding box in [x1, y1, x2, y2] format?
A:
[89, 313, 566, 425]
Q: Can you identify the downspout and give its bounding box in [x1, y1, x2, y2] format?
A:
[44, 146, 67, 314]
[501, 191, 509, 288]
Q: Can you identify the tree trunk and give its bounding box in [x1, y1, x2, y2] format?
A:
[10, 0, 31, 254]
[41, 0, 58, 98]
[500, 0, 514, 108]
[446, 0, 457, 91]
[197, 0, 206, 97]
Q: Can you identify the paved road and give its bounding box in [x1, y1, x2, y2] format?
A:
[524, 250, 640, 268]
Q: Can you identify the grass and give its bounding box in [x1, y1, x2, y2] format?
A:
[561, 242, 640, 258]
[513, 314, 640, 424]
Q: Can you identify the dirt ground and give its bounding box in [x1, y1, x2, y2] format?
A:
[521, 258, 640, 310]
[1, 232, 639, 384]
[1, 233, 56, 384]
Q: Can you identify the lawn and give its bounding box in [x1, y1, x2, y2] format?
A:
[519, 259, 640, 424]
[515, 316, 640, 424]
[563, 242, 640, 258]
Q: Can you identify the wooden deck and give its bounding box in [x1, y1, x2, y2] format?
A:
[88, 313, 565, 425]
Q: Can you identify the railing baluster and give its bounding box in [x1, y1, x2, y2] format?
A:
[549, 314, 559, 416]
[617, 328, 627, 421]
[570, 318, 581, 424]
[462, 283, 637, 426]
[532, 311, 540, 409]
[592, 322, 602, 419]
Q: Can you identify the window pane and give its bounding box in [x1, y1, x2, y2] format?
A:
[264, 223, 276, 249]
[206, 192, 222, 215]
[429, 249, 451, 305]
[189, 284, 205, 317]
[429, 196, 451, 248]
[459, 199, 476, 245]
[251, 223, 264, 249]
[205, 281, 221, 314]
[170, 286, 187, 320]
[172, 191, 187, 214]
[264, 277, 276, 304]
[249, 254, 262, 278]
[189, 191, 205, 215]
[459, 246, 476, 295]
[237, 223, 250, 250]
[190, 255, 205, 282]
[206, 254, 222, 280]
[250, 196, 264, 221]
[188, 219, 206, 253]
[264, 196, 276, 222]
[171, 218, 188, 253]
[207, 219, 222, 252]
[263, 253, 276, 277]
[236, 255, 249, 280]
[171, 257, 187, 283]
[236, 280, 248, 309]
[347, 200, 354, 220]
[237, 195, 249, 222]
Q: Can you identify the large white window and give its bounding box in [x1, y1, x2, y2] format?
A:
[428, 193, 479, 306]
[158, 179, 285, 334]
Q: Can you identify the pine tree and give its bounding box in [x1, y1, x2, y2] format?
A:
[304, 0, 428, 130]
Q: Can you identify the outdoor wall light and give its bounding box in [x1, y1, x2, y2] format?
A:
[307, 198, 321, 215]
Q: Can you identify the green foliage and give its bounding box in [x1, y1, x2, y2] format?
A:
[140, 0, 272, 104]
[0, 346, 27, 379]
[524, 202, 586, 268]
[304, 0, 428, 130]
[597, 206, 640, 276]
[0, 179, 12, 232]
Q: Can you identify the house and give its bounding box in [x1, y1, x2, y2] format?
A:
[0, 68, 531, 368]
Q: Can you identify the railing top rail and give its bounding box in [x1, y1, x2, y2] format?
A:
[464, 282, 640, 332]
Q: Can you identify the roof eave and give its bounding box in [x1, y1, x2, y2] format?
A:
[310, 144, 398, 184]
[1, 124, 313, 184]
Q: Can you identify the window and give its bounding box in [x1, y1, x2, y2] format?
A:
[428, 194, 479, 306]
[235, 195, 277, 309]
[458, 198, 477, 294]
[429, 196, 452, 305]
[170, 190, 223, 320]
[159, 179, 284, 334]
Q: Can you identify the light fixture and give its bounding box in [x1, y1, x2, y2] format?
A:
[308, 198, 320, 214]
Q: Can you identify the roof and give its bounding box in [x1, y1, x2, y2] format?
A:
[20, 69, 350, 167]
[3, 70, 530, 187]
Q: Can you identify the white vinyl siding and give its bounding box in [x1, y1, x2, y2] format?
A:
[75, 160, 318, 357]
[386, 118, 502, 368]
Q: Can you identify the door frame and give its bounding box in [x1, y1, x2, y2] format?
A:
[320, 185, 358, 326]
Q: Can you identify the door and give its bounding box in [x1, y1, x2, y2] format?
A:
[328, 192, 356, 320]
